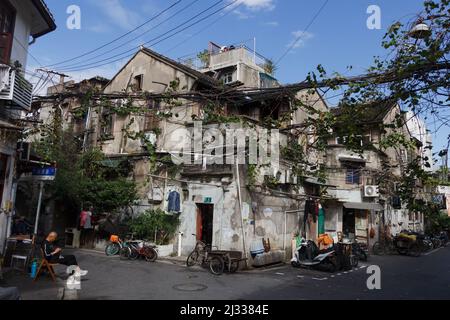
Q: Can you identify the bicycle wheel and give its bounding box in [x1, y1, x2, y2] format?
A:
[143, 247, 158, 262]
[372, 242, 384, 256]
[186, 251, 199, 267]
[129, 246, 140, 260]
[350, 255, 359, 268]
[209, 256, 225, 275]
[105, 243, 120, 256]
[119, 247, 131, 260]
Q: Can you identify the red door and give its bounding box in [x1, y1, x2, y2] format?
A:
[196, 207, 203, 241]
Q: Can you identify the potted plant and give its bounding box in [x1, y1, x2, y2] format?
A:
[128, 209, 180, 257]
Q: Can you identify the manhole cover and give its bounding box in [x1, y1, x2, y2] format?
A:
[173, 283, 208, 292]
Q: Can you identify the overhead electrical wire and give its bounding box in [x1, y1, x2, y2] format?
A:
[44, 0, 183, 68]
[164, 1, 241, 54]
[58, 0, 238, 73]
[275, 0, 329, 66]
[58, 0, 228, 72]
[55, 0, 202, 70]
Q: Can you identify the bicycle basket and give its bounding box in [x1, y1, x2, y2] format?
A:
[110, 235, 119, 243]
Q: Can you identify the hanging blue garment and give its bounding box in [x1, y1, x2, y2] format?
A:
[168, 191, 180, 212]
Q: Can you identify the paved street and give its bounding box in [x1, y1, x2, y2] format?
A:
[3, 245, 450, 300]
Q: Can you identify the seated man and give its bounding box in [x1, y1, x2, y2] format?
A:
[42, 232, 88, 276]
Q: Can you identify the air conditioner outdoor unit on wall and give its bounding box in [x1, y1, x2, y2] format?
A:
[364, 185, 380, 197]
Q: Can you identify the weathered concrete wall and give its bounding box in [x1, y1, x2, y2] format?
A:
[104, 51, 197, 95]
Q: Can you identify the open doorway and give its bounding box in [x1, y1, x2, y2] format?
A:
[0, 154, 9, 206]
[196, 204, 214, 245]
[343, 208, 356, 239]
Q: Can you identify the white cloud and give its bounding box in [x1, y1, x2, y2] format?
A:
[287, 30, 314, 49]
[233, 9, 253, 20]
[234, 0, 275, 11]
[92, 0, 142, 30]
[265, 21, 279, 27]
[229, 0, 275, 19]
[88, 24, 110, 33]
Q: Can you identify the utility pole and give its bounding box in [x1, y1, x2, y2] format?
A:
[36, 68, 69, 88]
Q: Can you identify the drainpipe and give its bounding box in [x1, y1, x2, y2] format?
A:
[235, 157, 248, 267]
[6, 181, 17, 239]
[33, 181, 45, 238]
[177, 231, 183, 257]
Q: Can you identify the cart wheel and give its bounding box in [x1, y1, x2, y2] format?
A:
[408, 244, 421, 257]
[186, 251, 199, 267]
[209, 256, 225, 275]
[229, 261, 239, 273]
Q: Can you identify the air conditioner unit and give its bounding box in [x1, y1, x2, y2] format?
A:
[273, 168, 286, 184]
[364, 185, 380, 197]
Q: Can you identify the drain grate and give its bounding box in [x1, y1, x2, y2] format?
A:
[173, 283, 208, 292]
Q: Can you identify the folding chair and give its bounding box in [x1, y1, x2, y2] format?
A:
[33, 249, 58, 282]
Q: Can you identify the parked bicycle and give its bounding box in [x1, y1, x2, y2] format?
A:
[119, 240, 158, 262]
[105, 234, 135, 256]
[372, 234, 396, 256]
[352, 241, 369, 262]
[186, 235, 224, 275]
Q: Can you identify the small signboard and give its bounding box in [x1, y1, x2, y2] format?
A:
[32, 167, 57, 181]
[204, 197, 212, 204]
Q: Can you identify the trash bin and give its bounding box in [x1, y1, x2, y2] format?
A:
[65, 228, 80, 248]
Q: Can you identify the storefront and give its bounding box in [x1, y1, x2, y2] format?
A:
[342, 202, 383, 245]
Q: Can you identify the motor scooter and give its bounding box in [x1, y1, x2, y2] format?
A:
[291, 239, 338, 272]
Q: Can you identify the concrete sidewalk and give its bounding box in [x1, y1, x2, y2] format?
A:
[1, 267, 65, 300]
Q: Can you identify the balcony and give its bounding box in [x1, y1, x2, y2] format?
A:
[0, 64, 33, 110]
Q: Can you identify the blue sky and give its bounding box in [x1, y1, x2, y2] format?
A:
[28, 0, 448, 158]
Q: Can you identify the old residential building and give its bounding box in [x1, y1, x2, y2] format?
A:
[36, 46, 329, 264]
[323, 101, 426, 249]
[0, 0, 55, 253]
[32, 45, 433, 262]
[198, 42, 279, 89]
